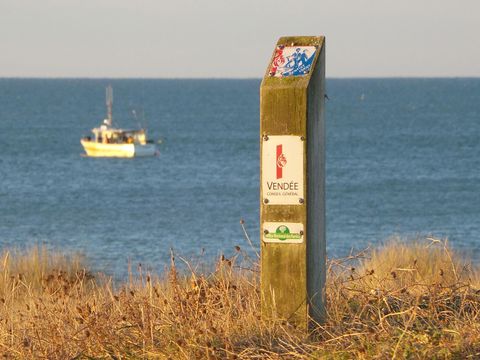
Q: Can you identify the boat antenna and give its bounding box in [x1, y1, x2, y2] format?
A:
[106, 85, 113, 126]
[131, 108, 147, 130]
[131, 109, 142, 129]
[142, 108, 148, 130]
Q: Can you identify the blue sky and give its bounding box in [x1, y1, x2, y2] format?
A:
[1, 0, 479, 78]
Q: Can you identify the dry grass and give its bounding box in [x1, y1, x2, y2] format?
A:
[1, 238, 480, 359]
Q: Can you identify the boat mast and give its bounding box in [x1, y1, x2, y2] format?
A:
[106, 85, 113, 126]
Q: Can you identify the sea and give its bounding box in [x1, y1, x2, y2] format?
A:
[0, 78, 479, 278]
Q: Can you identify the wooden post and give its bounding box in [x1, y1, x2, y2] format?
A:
[260, 36, 326, 327]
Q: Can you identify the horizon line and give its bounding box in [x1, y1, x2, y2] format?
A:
[1, 75, 479, 80]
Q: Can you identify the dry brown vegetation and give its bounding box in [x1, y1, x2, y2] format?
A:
[1, 237, 480, 359]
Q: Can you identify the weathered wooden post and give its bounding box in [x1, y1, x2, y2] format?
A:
[260, 36, 326, 327]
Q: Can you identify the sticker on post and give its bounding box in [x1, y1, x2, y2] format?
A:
[269, 46, 317, 77]
[263, 222, 303, 244]
[262, 135, 304, 205]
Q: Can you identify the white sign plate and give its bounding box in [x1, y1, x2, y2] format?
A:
[262, 135, 304, 205]
[263, 222, 304, 244]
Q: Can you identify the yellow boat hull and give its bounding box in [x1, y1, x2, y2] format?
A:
[81, 140, 156, 158]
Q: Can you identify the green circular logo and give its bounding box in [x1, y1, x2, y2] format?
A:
[276, 225, 290, 241]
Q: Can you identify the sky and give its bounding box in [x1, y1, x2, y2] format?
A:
[1, 0, 479, 78]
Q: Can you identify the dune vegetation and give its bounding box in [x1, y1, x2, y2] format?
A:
[1, 237, 480, 359]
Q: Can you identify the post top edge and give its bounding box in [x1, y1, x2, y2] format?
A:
[276, 36, 325, 47]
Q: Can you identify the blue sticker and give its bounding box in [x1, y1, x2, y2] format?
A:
[269, 46, 317, 78]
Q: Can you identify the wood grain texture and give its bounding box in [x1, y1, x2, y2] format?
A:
[260, 36, 325, 327]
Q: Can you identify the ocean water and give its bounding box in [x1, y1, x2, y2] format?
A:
[0, 78, 479, 278]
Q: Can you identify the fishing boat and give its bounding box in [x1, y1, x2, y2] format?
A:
[81, 86, 157, 158]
